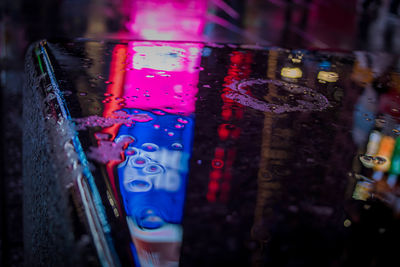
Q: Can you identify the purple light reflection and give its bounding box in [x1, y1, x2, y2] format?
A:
[123, 41, 203, 115]
[123, 0, 208, 41]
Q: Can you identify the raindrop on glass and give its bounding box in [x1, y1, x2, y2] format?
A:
[125, 147, 138, 156]
[141, 143, 159, 152]
[374, 156, 387, 165]
[177, 118, 189, 124]
[171, 143, 183, 150]
[152, 110, 166, 115]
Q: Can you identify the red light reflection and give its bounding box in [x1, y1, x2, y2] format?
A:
[207, 51, 252, 203]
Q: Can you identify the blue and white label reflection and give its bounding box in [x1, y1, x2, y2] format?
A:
[116, 109, 193, 267]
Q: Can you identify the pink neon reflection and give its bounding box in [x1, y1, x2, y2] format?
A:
[123, 0, 207, 41]
[123, 41, 203, 114]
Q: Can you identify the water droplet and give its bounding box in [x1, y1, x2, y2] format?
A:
[144, 164, 163, 174]
[344, 219, 351, 227]
[145, 75, 155, 78]
[141, 143, 159, 152]
[115, 135, 135, 144]
[359, 154, 374, 164]
[105, 80, 113, 84]
[152, 110, 165, 115]
[374, 156, 387, 165]
[175, 123, 184, 129]
[104, 93, 113, 97]
[167, 132, 175, 136]
[177, 118, 189, 124]
[212, 159, 224, 168]
[97, 75, 105, 80]
[393, 129, 400, 135]
[154, 124, 160, 129]
[359, 154, 387, 167]
[125, 147, 138, 156]
[79, 92, 88, 96]
[171, 143, 183, 150]
[132, 157, 147, 166]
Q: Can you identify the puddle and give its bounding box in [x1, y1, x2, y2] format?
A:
[225, 79, 329, 113]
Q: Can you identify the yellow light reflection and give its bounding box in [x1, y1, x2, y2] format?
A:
[318, 71, 339, 83]
[281, 67, 303, 79]
[291, 58, 302, 63]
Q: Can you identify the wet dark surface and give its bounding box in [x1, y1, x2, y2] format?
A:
[2, 0, 400, 266]
[24, 39, 400, 266]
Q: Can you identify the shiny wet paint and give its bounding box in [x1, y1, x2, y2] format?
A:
[28, 39, 400, 266]
[3, 0, 400, 266]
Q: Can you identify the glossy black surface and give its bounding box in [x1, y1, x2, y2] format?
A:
[3, 0, 400, 266]
[32, 38, 400, 266]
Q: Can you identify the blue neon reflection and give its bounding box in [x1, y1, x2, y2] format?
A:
[116, 108, 194, 266]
